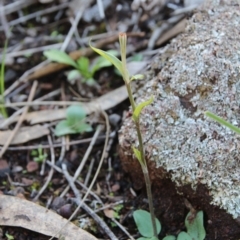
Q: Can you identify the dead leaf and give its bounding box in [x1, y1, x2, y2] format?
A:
[103, 208, 115, 219]
[26, 161, 39, 172]
[21, 177, 34, 186]
[0, 159, 10, 177]
[0, 195, 97, 240]
[111, 183, 120, 192]
[0, 125, 49, 145]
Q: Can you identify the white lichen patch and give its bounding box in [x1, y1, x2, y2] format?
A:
[119, 0, 240, 219]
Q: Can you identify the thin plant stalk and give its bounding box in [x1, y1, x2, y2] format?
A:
[119, 33, 158, 238]
[0, 38, 8, 118]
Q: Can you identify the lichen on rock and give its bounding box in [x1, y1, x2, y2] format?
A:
[119, 0, 240, 220]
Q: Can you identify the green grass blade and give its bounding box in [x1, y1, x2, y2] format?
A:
[0, 38, 9, 118]
[44, 49, 78, 68]
[89, 42, 124, 76]
[205, 111, 240, 134]
[133, 96, 154, 122]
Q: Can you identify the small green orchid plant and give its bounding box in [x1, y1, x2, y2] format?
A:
[90, 33, 158, 238]
[31, 145, 48, 163]
[55, 105, 92, 136]
[163, 211, 206, 240]
[44, 49, 117, 85]
[134, 209, 161, 240]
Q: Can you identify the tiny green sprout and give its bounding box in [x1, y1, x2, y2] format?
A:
[55, 105, 92, 136]
[205, 111, 240, 134]
[113, 204, 123, 219]
[163, 211, 206, 240]
[43, 49, 117, 85]
[132, 147, 143, 165]
[5, 232, 14, 240]
[2, 180, 7, 186]
[133, 210, 161, 240]
[31, 145, 47, 163]
[130, 74, 144, 82]
[133, 96, 154, 122]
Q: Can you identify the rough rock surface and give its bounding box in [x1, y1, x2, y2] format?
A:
[119, 0, 240, 239]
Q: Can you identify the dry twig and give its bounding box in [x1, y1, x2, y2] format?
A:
[60, 125, 102, 197]
[33, 134, 55, 201]
[0, 81, 38, 157]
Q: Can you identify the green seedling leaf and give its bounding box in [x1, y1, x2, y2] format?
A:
[185, 211, 206, 240]
[89, 42, 124, 76]
[31, 150, 38, 156]
[131, 53, 143, 61]
[133, 209, 161, 238]
[83, 78, 96, 86]
[177, 232, 192, 240]
[130, 74, 144, 81]
[205, 111, 240, 134]
[55, 105, 92, 136]
[137, 237, 158, 240]
[66, 105, 86, 125]
[5, 233, 14, 240]
[106, 49, 119, 57]
[55, 120, 77, 136]
[76, 57, 92, 78]
[91, 56, 113, 74]
[77, 56, 89, 69]
[163, 236, 176, 240]
[132, 147, 143, 166]
[133, 96, 154, 122]
[44, 49, 78, 68]
[149, 237, 159, 240]
[67, 70, 81, 83]
[74, 122, 93, 133]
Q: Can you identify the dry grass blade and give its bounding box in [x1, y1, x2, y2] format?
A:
[33, 135, 55, 201]
[60, 125, 102, 198]
[0, 81, 38, 157]
[62, 163, 118, 240]
[0, 125, 49, 145]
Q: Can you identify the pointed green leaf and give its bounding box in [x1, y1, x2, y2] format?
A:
[66, 105, 86, 125]
[185, 211, 206, 240]
[133, 210, 161, 238]
[91, 50, 118, 74]
[55, 105, 92, 136]
[76, 57, 91, 78]
[85, 78, 96, 86]
[163, 236, 176, 240]
[132, 147, 143, 165]
[205, 111, 240, 134]
[91, 56, 113, 74]
[177, 232, 192, 240]
[44, 49, 78, 68]
[133, 96, 154, 122]
[55, 120, 78, 136]
[75, 123, 93, 133]
[89, 42, 124, 76]
[130, 74, 144, 81]
[149, 237, 159, 240]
